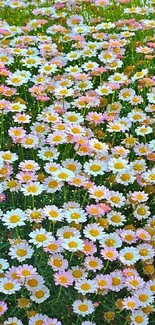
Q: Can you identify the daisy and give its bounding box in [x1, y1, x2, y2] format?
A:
[122, 297, 140, 310]
[4, 317, 23, 325]
[57, 226, 80, 240]
[136, 229, 151, 242]
[134, 289, 154, 308]
[16, 171, 37, 184]
[83, 223, 105, 241]
[134, 205, 150, 220]
[0, 258, 9, 273]
[16, 264, 37, 279]
[84, 159, 107, 176]
[64, 208, 87, 224]
[137, 243, 154, 261]
[130, 310, 149, 325]
[43, 205, 63, 222]
[37, 147, 59, 161]
[88, 185, 110, 202]
[118, 229, 136, 244]
[82, 239, 97, 255]
[0, 300, 8, 316]
[30, 285, 50, 304]
[136, 126, 152, 136]
[96, 274, 112, 290]
[20, 182, 44, 196]
[130, 159, 146, 174]
[143, 169, 155, 183]
[21, 135, 39, 149]
[108, 72, 127, 84]
[116, 171, 135, 185]
[2, 209, 27, 229]
[71, 267, 88, 281]
[110, 270, 125, 292]
[26, 208, 44, 223]
[130, 191, 149, 203]
[44, 238, 63, 254]
[62, 237, 84, 252]
[119, 247, 140, 266]
[106, 211, 126, 227]
[44, 318, 62, 325]
[146, 279, 155, 294]
[62, 159, 82, 174]
[96, 84, 112, 96]
[72, 299, 94, 316]
[108, 191, 126, 208]
[28, 313, 47, 325]
[84, 256, 103, 271]
[29, 228, 53, 248]
[43, 177, 63, 194]
[101, 247, 118, 261]
[48, 254, 68, 271]
[9, 242, 34, 262]
[54, 87, 74, 97]
[0, 151, 18, 163]
[75, 279, 97, 294]
[108, 158, 129, 173]
[0, 278, 21, 295]
[19, 160, 40, 172]
[54, 271, 73, 288]
[25, 275, 44, 291]
[52, 168, 74, 182]
[100, 233, 122, 248]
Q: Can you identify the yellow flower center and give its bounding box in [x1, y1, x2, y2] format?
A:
[53, 259, 62, 267]
[57, 172, 68, 179]
[27, 185, 38, 193]
[17, 249, 27, 257]
[89, 229, 99, 237]
[98, 279, 107, 287]
[9, 215, 20, 223]
[139, 249, 148, 256]
[35, 125, 45, 133]
[81, 283, 91, 291]
[111, 196, 120, 204]
[27, 279, 38, 287]
[70, 212, 80, 220]
[59, 276, 68, 284]
[44, 151, 53, 158]
[66, 163, 76, 171]
[25, 138, 34, 145]
[49, 210, 58, 218]
[124, 252, 134, 260]
[89, 260, 98, 267]
[90, 164, 101, 172]
[31, 211, 41, 220]
[4, 282, 14, 290]
[35, 290, 45, 298]
[7, 180, 17, 188]
[112, 278, 120, 286]
[48, 180, 58, 188]
[35, 234, 46, 242]
[114, 162, 124, 169]
[120, 174, 130, 181]
[105, 239, 116, 247]
[78, 304, 88, 312]
[135, 316, 144, 324]
[111, 215, 121, 223]
[63, 231, 73, 239]
[72, 270, 82, 278]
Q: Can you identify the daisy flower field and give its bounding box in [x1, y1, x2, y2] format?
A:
[0, 0, 155, 324]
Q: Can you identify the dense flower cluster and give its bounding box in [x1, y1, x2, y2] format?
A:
[0, 0, 155, 324]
